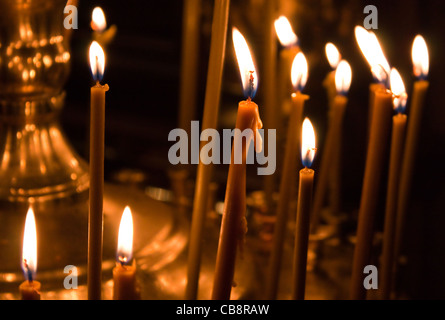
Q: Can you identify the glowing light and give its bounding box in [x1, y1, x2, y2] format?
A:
[335, 60, 352, 95]
[233, 28, 258, 98]
[412, 35, 429, 79]
[89, 41, 105, 82]
[355, 26, 390, 83]
[301, 118, 316, 167]
[390, 68, 408, 113]
[325, 43, 341, 69]
[117, 206, 134, 265]
[274, 16, 298, 47]
[91, 7, 107, 32]
[291, 52, 308, 92]
[22, 207, 37, 281]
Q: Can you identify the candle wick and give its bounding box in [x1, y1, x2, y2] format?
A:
[23, 259, 33, 283]
[118, 255, 128, 267]
[248, 70, 255, 100]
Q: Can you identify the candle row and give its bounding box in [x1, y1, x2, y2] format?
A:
[203, 16, 429, 300]
[18, 204, 139, 300]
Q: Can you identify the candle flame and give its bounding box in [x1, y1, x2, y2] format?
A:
[335, 60, 352, 95]
[22, 207, 37, 281]
[412, 35, 429, 79]
[354, 26, 390, 84]
[390, 68, 408, 113]
[89, 41, 105, 82]
[117, 206, 133, 265]
[274, 16, 298, 47]
[91, 7, 107, 32]
[325, 43, 341, 69]
[233, 28, 258, 99]
[291, 52, 308, 92]
[301, 118, 316, 168]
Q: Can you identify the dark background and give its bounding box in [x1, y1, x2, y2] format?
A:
[61, 0, 445, 299]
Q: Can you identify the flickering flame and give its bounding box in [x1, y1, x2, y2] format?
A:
[91, 7, 107, 32]
[233, 28, 258, 99]
[325, 42, 341, 69]
[22, 207, 37, 281]
[89, 41, 105, 82]
[301, 118, 316, 168]
[274, 16, 298, 47]
[117, 206, 134, 265]
[335, 60, 352, 95]
[291, 52, 308, 92]
[354, 26, 390, 83]
[412, 35, 429, 79]
[390, 68, 408, 113]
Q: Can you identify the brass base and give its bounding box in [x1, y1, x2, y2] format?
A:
[0, 183, 188, 299]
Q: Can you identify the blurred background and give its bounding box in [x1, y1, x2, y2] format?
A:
[61, 0, 444, 299]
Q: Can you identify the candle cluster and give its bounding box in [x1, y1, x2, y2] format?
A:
[10, 3, 429, 302]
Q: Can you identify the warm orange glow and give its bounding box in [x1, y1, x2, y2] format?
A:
[335, 60, 352, 94]
[89, 41, 105, 81]
[22, 207, 37, 281]
[117, 206, 134, 264]
[91, 7, 107, 32]
[291, 52, 308, 92]
[301, 118, 316, 168]
[354, 26, 390, 82]
[325, 42, 341, 69]
[412, 35, 429, 79]
[390, 68, 407, 112]
[274, 16, 298, 47]
[232, 28, 258, 98]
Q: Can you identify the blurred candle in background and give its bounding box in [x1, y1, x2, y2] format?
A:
[311, 60, 352, 233]
[91, 7, 117, 47]
[323, 42, 341, 110]
[274, 16, 300, 116]
[185, 0, 230, 300]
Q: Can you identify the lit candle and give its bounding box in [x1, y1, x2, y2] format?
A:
[350, 78, 393, 300]
[394, 35, 429, 274]
[311, 60, 352, 233]
[20, 207, 40, 300]
[355, 26, 391, 134]
[266, 52, 308, 300]
[323, 42, 341, 110]
[91, 7, 117, 47]
[380, 68, 408, 300]
[274, 16, 299, 115]
[88, 41, 109, 300]
[211, 28, 263, 300]
[113, 206, 141, 300]
[185, 0, 230, 300]
[292, 118, 316, 300]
